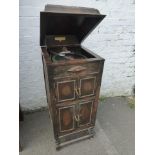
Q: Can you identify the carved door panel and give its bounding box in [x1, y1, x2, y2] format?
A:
[55, 78, 76, 102]
[78, 101, 93, 127]
[79, 76, 96, 98]
[58, 105, 75, 133]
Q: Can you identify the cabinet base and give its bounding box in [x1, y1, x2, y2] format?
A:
[55, 127, 95, 150]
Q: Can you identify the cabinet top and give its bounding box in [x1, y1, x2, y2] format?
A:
[44, 4, 100, 15]
[40, 4, 106, 46]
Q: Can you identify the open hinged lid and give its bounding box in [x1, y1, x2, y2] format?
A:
[40, 4, 106, 47]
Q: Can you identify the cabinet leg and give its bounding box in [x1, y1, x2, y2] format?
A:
[55, 139, 61, 150]
[89, 128, 95, 137]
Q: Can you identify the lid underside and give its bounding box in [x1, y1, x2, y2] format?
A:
[40, 5, 106, 46]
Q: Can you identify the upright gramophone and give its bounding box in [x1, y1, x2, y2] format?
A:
[40, 4, 106, 149]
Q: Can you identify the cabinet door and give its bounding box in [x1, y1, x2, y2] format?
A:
[79, 101, 93, 127]
[79, 76, 96, 98]
[56, 79, 76, 102]
[58, 105, 75, 133]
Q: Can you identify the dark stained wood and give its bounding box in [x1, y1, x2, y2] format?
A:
[79, 101, 93, 126]
[19, 104, 24, 122]
[40, 5, 106, 46]
[44, 4, 100, 14]
[40, 4, 106, 149]
[19, 104, 23, 152]
[19, 142, 22, 152]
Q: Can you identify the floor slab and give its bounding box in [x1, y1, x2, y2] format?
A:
[20, 97, 135, 155]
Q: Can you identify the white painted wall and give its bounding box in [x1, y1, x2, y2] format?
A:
[19, 0, 135, 110]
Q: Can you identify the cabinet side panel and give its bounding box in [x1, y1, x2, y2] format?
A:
[91, 60, 104, 125]
[42, 54, 59, 139]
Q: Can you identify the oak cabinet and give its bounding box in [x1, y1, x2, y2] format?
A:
[40, 4, 106, 149]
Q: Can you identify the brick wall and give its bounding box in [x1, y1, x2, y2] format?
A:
[19, 0, 135, 110]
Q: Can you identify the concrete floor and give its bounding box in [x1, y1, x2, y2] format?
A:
[20, 97, 135, 155]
